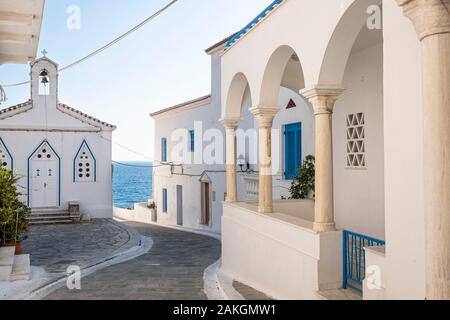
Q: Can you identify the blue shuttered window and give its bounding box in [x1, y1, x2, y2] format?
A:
[161, 138, 167, 162]
[189, 130, 195, 152]
[162, 188, 168, 213]
[284, 123, 302, 180]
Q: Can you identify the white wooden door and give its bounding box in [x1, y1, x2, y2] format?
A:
[30, 144, 59, 208]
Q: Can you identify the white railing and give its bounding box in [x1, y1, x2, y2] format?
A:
[243, 174, 259, 196]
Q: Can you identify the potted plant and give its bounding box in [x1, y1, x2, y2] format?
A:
[286, 155, 315, 200]
[147, 200, 157, 222]
[0, 169, 31, 254]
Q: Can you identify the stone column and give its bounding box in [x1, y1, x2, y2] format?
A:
[396, 0, 450, 300]
[301, 86, 344, 232]
[249, 107, 279, 213]
[220, 118, 240, 203]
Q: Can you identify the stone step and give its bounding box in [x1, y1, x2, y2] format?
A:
[10, 254, 30, 281]
[27, 214, 72, 220]
[28, 208, 80, 225]
[316, 289, 362, 300]
[31, 210, 70, 215]
[32, 207, 68, 211]
[29, 219, 73, 225]
[0, 247, 15, 266]
[31, 209, 70, 215]
[0, 247, 15, 281]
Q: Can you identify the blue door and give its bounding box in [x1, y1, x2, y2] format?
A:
[284, 123, 302, 179]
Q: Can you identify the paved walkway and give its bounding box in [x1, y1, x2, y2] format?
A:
[233, 281, 272, 300]
[45, 222, 221, 300]
[22, 220, 135, 273]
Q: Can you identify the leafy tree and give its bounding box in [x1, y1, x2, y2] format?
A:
[0, 169, 30, 244]
[287, 155, 315, 200]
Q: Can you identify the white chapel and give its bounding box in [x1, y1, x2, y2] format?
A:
[0, 56, 115, 219]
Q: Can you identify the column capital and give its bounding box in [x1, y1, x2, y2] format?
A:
[249, 106, 279, 127]
[300, 85, 345, 115]
[219, 117, 241, 129]
[396, 0, 450, 40]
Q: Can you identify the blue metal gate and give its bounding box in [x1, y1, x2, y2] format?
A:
[343, 230, 385, 294]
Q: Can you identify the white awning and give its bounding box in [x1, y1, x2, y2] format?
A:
[0, 0, 45, 64]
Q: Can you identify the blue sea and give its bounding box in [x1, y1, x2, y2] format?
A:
[112, 161, 153, 209]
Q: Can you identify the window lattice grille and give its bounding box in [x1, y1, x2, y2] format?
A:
[75, 144, 95, 182]
[346, 113, 366, 168]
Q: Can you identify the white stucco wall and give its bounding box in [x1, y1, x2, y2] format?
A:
[334, 39, 385, 240]
[0, 131, 113, 218]
[151, 49, 225, 234]
[382, 0, 425, 300]
[222, 202, 342, 299]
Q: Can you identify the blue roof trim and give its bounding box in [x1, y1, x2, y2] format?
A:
[226, 0, 284, 49]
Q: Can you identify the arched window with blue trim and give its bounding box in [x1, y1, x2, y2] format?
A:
[0, 137, 13, 171]
[74, 140, 96, 182]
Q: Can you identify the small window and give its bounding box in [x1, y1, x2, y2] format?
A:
[162, 188, 168, 213]
[284, 122, 302, 179]
[74, 140, 96, 182]
[39, 69, 50, 96]
[286, 99, 297, 109]
[161, 138, 167, 162]
[346, 113, 366, 168]
[189, 130, 195, 152]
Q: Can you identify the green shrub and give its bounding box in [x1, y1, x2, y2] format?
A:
[0, 169, 30, 244]
[287, 155, 315, 200]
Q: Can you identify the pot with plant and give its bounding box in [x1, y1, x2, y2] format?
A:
[0, 169, 31, 254]
[285, 155, 315, 200]
[147, 200, 157, 222]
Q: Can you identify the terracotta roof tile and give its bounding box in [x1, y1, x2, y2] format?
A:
[0, 100, 32, 115]
[58, 103, 116, 129]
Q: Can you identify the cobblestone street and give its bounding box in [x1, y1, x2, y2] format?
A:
[22, 220, 136, 273]
[45, 222, 222, 300]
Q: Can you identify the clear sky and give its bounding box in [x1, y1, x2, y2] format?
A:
[0, 0, 273, 161]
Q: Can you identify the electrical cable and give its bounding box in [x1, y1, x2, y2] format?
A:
[112, 161, 163, 168]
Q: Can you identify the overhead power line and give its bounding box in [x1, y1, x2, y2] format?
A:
[99, 134, 164, 165]
[2, 0, 179, 88]
[112, 161, 163, 168]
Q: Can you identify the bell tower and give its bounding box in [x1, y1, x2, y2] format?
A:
[30, 52, 59, 109]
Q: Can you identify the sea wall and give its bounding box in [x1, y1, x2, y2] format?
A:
[113, 203, 155, 224]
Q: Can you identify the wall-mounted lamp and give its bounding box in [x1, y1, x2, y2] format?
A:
[237, 155, 251, 173]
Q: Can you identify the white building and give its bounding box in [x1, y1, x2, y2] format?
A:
[219, 0, 449, 300]
[150, 37, 315, 234]
[0, 57, 116, 219]
[0, 0, 44, 65]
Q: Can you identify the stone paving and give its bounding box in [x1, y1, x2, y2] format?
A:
[22, 220, 135, 273]
[44, 222, 221, 300]
[233, 281, 272, 300]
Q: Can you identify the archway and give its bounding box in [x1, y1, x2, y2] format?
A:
[318, 0, 382, 85]
[259, 45, 305, 108]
